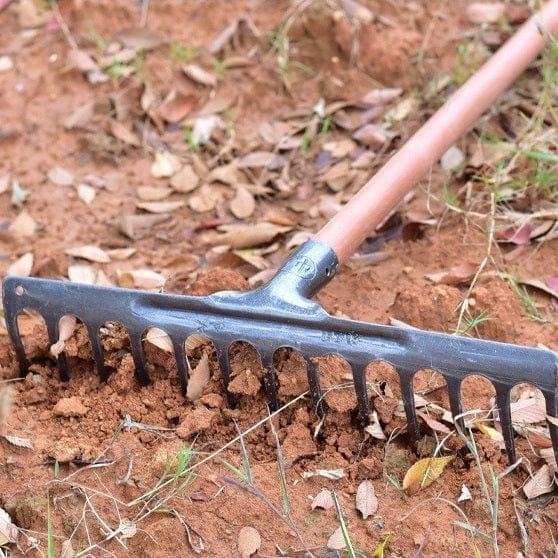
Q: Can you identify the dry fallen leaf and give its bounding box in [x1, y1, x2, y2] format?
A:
[237, 526, 261, 558]
[50, 315, 78, 358]
[68, 264, 96, 284]
[7, 252, 33, 276]
[144, 327, 173, 353]
[362, 87, 403, 105]
[188, 184, 221, 213]
[402, 455, 454, 495]
[107, 248, 137, 260]
[114, 27, 168, 50]
[119, 213, 170, 240]
[340, 0, 374, 23]
[137, 200, 185, 213]
[239, 151, 286, 170]
[64, 103, 95, 130]
[2, 434, 33, 449]
[182, 64, 217, 87]
[9, 210, 36, 237]
[0, 55, 13, 72]
[458, 484, 472, 502]
[215, 223, 291, 249]
[170, 165, 200, 192]
[441, 145, 465, 172]
[65, 245, 110, 263]
[186, 353, 210, 402]
[510, 395, 547, 425]
[117, 269, 167, 289]
[229, 186, 256, 219]
[150, 151, 182, 178]
[48, 166, 74, 186]
[424, 262, 478, 285]
[10, 179, 28, 208]
[466, 2, 505, 23]
[0, 507, 18, 546]
[356, 480, 378, 519]
[364, 410, 386, 439]
[110, 120, 140, 146]
[311, 489, 335, 511]
[77, 183, 96, 205]
[518, 277, 558, 299]
[66, 49, 100, 72]
[523, 465, 555, 499]
[137, 186, 173, 201]
[326, 526, 345, 550]
[156, 90, 196, 123]
[302, 468, 345, 480]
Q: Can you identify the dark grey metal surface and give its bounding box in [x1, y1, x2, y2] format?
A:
[2, 240, 557, 464]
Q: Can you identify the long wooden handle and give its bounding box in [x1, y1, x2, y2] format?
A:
[315, 0, 558, 263]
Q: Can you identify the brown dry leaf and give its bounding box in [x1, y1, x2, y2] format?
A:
[7, 252, 33, 276]
[68, 264, 96, 284]
[518, 277, 558, 299]
[356, 480, 378, 519]
[50, 315, 77, 358]
[189, 184, 221, 213]
[107, 248, 136, 260]
[238, 151, 286, 170]
[424, 262, 478, 285]
[2, 434, 33, 449]
[185, 334, 211, 352]
[209, 19, 239, 53]
[327, 527, 345, 550]
[65, 245, 110, 263]
[66, 49, 100, 72]
[311, 489, 335, 511]
[150, 151, 182, 178]
[230, 186, 256, 219]
[137, 200, 185, 213]
[109, 120, 140, 146]
[475, 423, 504, 442]
[48, 167, 74, 186]
[510, 396, 547, 425]
[466, 2, 505, 23]
[9, 210, 36, 237]
[237, 526, 261, 558]
[402, 456, 454, 495]
[523, 465, 555, 499]
[186, 352, 210, 402]
[64, 102, 95, 130]
[182, 64, 217, 87]
[340, 0, 374, 23]
[216, 223, 291, 249]
[362, 87, 403, 105]
[117, 269, 167, 289]
[156, 90, 196, 123]
[137, 186, 173, 201]
[0, 507, 18, 546]
[364, 410, 386, 439]
[114, 28, 168, 50]
[321, 160, 351, 192]
[198, 95, 234, 116]
[207, 160, 239, 185]
[417, 411, 451, 434]
[144, 327, 173, 353]
[119, 213, 170, 239]
[61, 539, 74, 558]
[170, 165, 200, 193]
[77, 183, 96, 205]
[352, 124, 394, 149]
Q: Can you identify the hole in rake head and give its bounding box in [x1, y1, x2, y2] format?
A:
[15, 285, 24, 296]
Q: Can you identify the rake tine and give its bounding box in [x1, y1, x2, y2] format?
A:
[128, 331, 150, 386]
[86, 326, 108, 382]
[400, 369, 420, 439]
[494, 385, 516, 464]
[445, 377, 464, 434]
[172, 338, 189, 396]
[305, 358, 324, 418]
[350, 362, 371, 418]
[5, 310, 29, 377]
[259, 350, 279, 411]
[215, 344, 236, 407]
[45, 315, 69, 381]
[543, 391, 558, 467]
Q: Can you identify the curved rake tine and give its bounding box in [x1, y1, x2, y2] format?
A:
[87, 325, 108, 381]
[400, 369, 420, 439]
[215, 344, 236, 407]
[494, 385, 516, 464]
[350, 362, 371, 418]
[129, 331, 149, 386]
[445, 377, 464, 434]
[172, 338, 189, 396]
[260, 351, 279, 411]
[544, 391, 558, 467]
[45, 315, 69, 381]
[305, 358, 323, 418]
[5, 310, 29, 376]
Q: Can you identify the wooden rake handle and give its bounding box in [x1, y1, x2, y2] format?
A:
[315, 0, 558, 264]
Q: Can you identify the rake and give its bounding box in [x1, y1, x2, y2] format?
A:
[3, 2, 558, 465]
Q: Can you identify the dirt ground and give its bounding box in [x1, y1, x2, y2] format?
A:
[1, 1, 557, 557]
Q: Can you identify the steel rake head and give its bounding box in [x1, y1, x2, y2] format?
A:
[2, 242, 558, 466]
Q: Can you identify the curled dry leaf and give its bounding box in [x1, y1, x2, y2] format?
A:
[523, 465, 554, 499]
[107, 248, 136, 260]
[237, 526, 261, 558]
[518, 277, 558, 299]
[9, 210, 36, 237]
[356, 480, 378, 519]
[0, 507, 18, 546]
[144, 327, 173, 353]
[239, 151, 286, 170]
[64, 102, 95, 130]
[362, 87, 403, 105]
[186, 353, 210, 401]
[137, 186, 173, 201]
[182, 64, 217, 87]
[136, 200, 185, 213]
[50, 315, 77, 358]
[68, 264, 96, 284]
[117, 269, 167, 289]
[109, 120, 140, 146]
[215, 223, 291, 249]
[7, 252, 33, 276]
[2, 434, 33, 449]
[424, 262, 478, 285]
[11, 180, 28, 208]
[326, 526, 345, 550]
[114, 27, 168, 50]
[339, 0, 374, 23]
[402, 456, 454, 495]
[65, 49, 100, 72]
[119, 213, 170, 240]
[150, 151, 182, 178]
[189, 184, 221, 213]
[311, 489, 335, 511]
[466, 2, 505, 23]
[48, 166, 74, 186]
[230, 186, 256, 219]
[77, 183, 96, 204]
[510, 395, 547, 425]
[302, 468, 345, 480]
[156, 90, 196, 123]
[364, 410, 386, 439]
[321, 160, 351, 192]
[65, 245, 110, 263]
[170, 165, 199, 193]
[352, 124, 394, 149]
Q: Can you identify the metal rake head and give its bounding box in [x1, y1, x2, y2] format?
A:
[2, 241, 558, 465]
